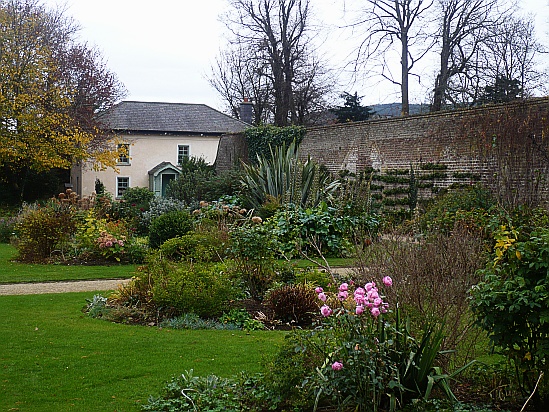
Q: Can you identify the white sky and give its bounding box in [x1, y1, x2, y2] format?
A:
[43, 0, 549, 111]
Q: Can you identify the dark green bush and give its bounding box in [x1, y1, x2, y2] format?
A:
[0, 216, 16, 243]
[148, 209, 193, 248]
[265, 283, 319, 326]
[159, 231, 225, 262]
[244, 124, 306, 164]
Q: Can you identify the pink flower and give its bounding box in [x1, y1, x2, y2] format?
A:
[371, 307, 381, 317]
[339, 283, 348, 292]
[118, 240, 124, 247]
[331, 361, 343, 371]
[365, 282, 375, 291]
[373, 297, 383, 307]
[337, 291, 348, 301]
[320, 305, 333, 317]
[367, 289, 379, 300]
[354, 287, 365, 296]
[315, 287, 323, 294]
[356, 305, 364, 315]
[105, 241, 113, 247]
[382, 276, 393, 287]
[318, 292, 327, 302]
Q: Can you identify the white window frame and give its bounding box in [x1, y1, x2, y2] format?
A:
[177, 144, 190, 164]
[118, 143, 130, 165]
[116, 176, 130, 198]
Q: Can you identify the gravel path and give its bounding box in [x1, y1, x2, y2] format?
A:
[0, 279, 131, 296]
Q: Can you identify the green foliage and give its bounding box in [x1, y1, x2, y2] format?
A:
[265, 283, 319, 325]
[330, 91, 375, 123]
[135, 254, 240, 318]
[219, 309, 265, 331]
[244, 124, 306, 164]
[470, 226, 549, 404]
[148, 209, 193, 248]
[159, 232, 225, 262]
[143, 370, 277, 412]
[240, 140, 340, 212]
[265, 202, 372, 258]
[228, 222, 283, 299]
[420, 163, 448, 171]
[417, 185, 496, 234]
[0, 215, 16, 243]
[165, 156, 219, 206]
[141, 197, 187, 230]
[161, 313, 240, 330]
[13, 199, 80, 262]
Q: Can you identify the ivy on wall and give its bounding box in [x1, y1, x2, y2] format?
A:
[244, 125, 306, 164]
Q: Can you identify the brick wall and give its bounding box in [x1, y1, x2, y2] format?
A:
[217, 98, 549, 205]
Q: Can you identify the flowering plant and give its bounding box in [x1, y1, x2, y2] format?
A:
[95, 231, 126, 262]
[310, 276, 454, 412]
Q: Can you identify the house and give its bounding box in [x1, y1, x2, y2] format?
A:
[70, 101, 249, 198]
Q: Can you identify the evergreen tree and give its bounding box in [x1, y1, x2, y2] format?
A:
[330, 92, 374, 123]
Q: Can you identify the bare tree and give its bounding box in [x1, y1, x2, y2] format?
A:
[430, 0, 503, 111]
[215, 0, 331, 126]
[350, 0, 434, 116]
[482, 14, 547, 99]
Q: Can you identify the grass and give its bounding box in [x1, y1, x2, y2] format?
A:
[0, 243, 137, 284]
[0, 292, 285, 412]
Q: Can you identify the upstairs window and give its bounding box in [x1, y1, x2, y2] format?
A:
[177, 145, 190, 165]
[118, 144, 130, 164]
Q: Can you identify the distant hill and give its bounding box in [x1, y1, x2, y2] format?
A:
[370, 103, 430, 117]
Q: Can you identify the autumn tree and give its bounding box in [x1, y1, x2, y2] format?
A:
[0, 0, 125, 201]
[350, 0, 434, 116]
[214, 0, 332, 126]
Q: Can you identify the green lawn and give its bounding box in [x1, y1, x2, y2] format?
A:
[0, 243, 138, 284]
[0, 292, 285, 412]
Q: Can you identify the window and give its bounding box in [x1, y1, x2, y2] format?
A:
[117, 177, 129, 197]
[177, 145, 190, 164]
[118, 144, 130, 164]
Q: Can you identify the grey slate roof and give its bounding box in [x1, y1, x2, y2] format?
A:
[98, 101, 248, 135]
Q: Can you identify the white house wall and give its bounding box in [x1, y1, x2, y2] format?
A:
[71, 134, 220, 198]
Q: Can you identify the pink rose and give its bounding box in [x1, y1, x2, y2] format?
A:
[365, 282, 375, 291]
[318, 292, 327, 302]
[339, 283, 348, 292]
[371, 307, 381, 317]
[331, 361, 343, 371]
[382, 276, 393, 287]
[320, 305, 333, 317]
[105, 241, 113, 247]
[373, 297, 383, 307]
[118, 240, 124, 247]
[356, 305, 364, 315]
[354, 287, 365, 296]
[315, 287, 323, 294]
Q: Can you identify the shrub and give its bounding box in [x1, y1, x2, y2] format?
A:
[265, 283, 319, 326]
[470, 226, 549, 409]
[228, 222, 282, 300]
[141, 197, 186, 230]
[148, 209, 193, 248]
[0, 216, 16, 243]
[159, 232, 225, 262]
[137, 255, 240, 318]
[112, 187, 155, 234]
[13, 198, 80, 262]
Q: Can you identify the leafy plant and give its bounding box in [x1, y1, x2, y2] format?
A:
[0, 216, 16, 243]
[159, 232, 225, 263]
[148, 209, 193, 248]
[240, 140, 340, 212]
[470, 226, 549, 408]
[244, 124, 306, 164]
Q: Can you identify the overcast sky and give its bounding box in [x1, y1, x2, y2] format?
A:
[44, 0, 549, 111]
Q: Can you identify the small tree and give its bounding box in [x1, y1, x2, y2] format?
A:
[330, 92, 374, 123]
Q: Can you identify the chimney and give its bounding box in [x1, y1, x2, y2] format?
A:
[239, 98, 253, 124]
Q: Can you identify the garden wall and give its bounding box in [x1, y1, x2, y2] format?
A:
[216, 98, 549, 206]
